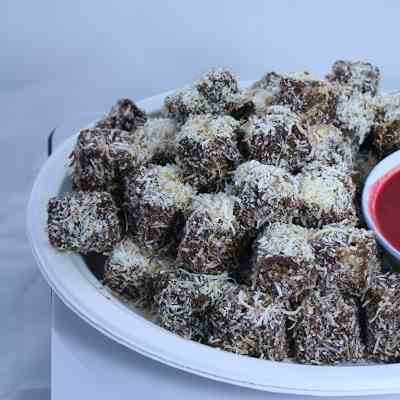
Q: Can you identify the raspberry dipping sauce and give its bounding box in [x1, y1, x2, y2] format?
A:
[369, 166, 400, 251]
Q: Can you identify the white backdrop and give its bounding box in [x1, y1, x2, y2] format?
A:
[2, 1, 400, 399]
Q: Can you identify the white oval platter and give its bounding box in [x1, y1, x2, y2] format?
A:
[27, 85, 400, 396]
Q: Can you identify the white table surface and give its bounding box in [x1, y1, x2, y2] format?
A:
[51, 296, 400, 400]
[4, 1, 400, 398]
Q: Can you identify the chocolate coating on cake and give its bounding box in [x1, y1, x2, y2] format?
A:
[232, 161, 299, 232]
[164, 68, 239, 123]
[371, 93, 400, 158]
[177, 193, 243, 275]
[251, 71, 283, 93]
[175, 115, 241, 192]
[208, 286, 291, 360]
[72, 119, 178, 194]
[293, 291, 365, 364]
[252, 223, 316, 301]
[131, 117, 178, 166]
[238, 71, 337, 125]
[227, 72, 282, 119]
[310, 224, 380, 298]
[47, 191, 121, 254]
[327, 60, 380, 96]
[308, 124, 354, 170]
[164, 87, 210, 125]
[242, 106, 311, 172]
[277, 72, 337, 125]
[124, 164, 195, 252]
[96, 98, 147, 132]
[196, 68, 239, 104]
[297, 164, 357, 228]
[334, 87, 376, 146]
[227, 93, 256, 121]
[103, 237, 174, 307]
[155, 271, 233, 342]
[70, 128, 136, 193]
[364, 273, 400, 361]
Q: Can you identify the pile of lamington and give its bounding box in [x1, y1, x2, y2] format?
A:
[47, 61, 400, 364]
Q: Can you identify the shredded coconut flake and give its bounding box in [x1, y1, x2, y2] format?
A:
[191, 193, 237, 230]
[234, 160, 295, 196]
[177, 114, 239, 144]
[298, 165, 354, 213]
[337, 93, 375, 145]
[137, 164, 196, 210]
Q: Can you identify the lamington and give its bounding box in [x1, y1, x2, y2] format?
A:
[293, 290, 365, 364]
[307, 124, 354, 171]
[232, 160, 299, 232]
[297, 163, 357, 228]
[372, 92, 400, 158]
[364, 273, 400, 361]
[175, 114, 241, 192]
[103, 236, 174, 307]
[124, 164, 195, 252]
[155, 271, 233, 342]
[164, 68, 239, 123]
[47, 191, 121, 254]
[276, 71, 337, 125]
[327, 60, 380, 96]
[177, 193, 243, 275]
[70, 128, 136, 193]
[96, 98, 147, 132]
[208, 286, 291, 360]
[241, 106, 312, 173]
[310, 224, 380, 298]
[251, 223, 316, 301]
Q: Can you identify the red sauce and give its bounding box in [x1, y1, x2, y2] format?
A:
[370, 167, 400, 250]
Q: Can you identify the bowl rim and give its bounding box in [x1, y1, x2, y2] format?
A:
[26, 84, 400, 396]
[362, 149, 400, 260]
